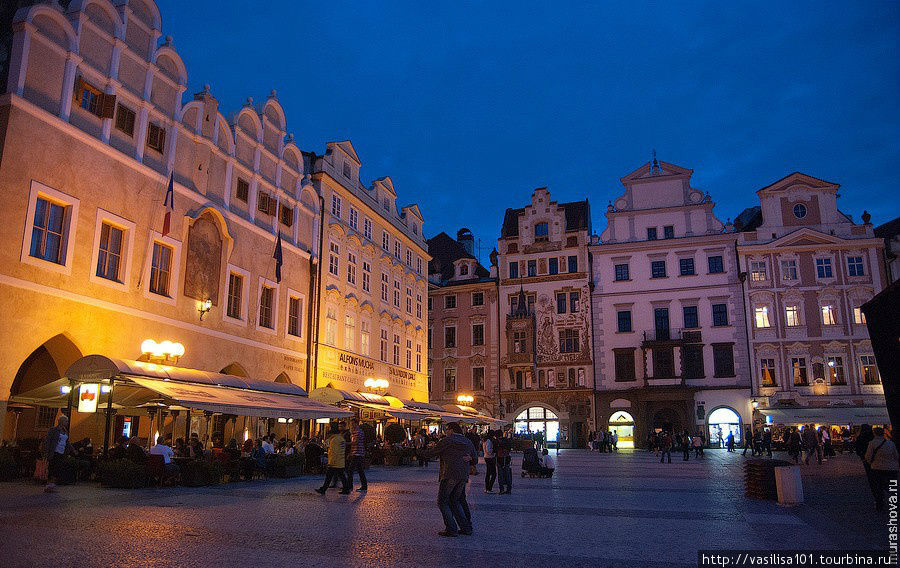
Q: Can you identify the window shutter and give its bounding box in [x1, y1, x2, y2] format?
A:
[73, 77, 84, 104]
[268, 198, 277, 216]
[100, 93, 117, 119]
[257, 192, 268, 213]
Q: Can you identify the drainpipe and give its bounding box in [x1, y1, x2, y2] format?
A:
[735, 240, 756, 433]
[587, 248, 599, 440]
[495, 277, 503, 424]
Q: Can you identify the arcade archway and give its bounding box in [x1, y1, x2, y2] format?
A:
[608, 410, 635, 448]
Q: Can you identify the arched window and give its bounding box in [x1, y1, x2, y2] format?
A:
[514, 406, 560, 444]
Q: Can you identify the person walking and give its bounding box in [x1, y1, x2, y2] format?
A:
[855, 424, 877, 504]
[864, 427, 899, 512]
[611, 430, 618, 452]
[725, 431, 735, 452]
[42, 414, 70, 493]
[681, 431, 691, 461]
[741, 427, 753, 456]
[659, 431, 673, 464]
[763, 428, 773, 458]
[316, 422, 350, 495]
[346, 418, 368, 492]
[482, 432, 497, 493]
[421, 422, 477, 537]
[415, 429, 428, 467]
[787, 427, 802, 464]
[802, 425, 821, 465]
[692, 433, 704, 457]
[496, 429, 513, 494]
[822, 427, 835, 458]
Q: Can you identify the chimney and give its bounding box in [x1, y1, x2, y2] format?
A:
[457, 228, 474, 256]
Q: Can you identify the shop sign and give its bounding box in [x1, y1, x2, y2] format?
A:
[78, 383, 99, 413]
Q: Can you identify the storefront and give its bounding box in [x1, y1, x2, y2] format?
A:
[513, 406, 560, 445]
[759, 406, 891, 429]
[706, 406, 743, 448]
[608, 410, 635, 448]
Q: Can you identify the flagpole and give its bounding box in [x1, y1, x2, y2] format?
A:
[137, 169, 172, 289]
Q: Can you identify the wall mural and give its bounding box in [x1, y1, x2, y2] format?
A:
[535, 284, 591, 363]
[184, 213, 223, 304]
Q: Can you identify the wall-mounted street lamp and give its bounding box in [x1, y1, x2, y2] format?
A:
[198, 298, 212, 320]
[751, 399, 759, 409]
[457, 394, 474, 405]
[141, 339, 186, 364]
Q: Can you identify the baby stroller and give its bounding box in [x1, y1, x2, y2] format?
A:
[521, 447, 542, 478]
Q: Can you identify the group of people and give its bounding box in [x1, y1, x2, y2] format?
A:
[315, 418, 369, 495]
[588, 430, 618, 452]
[647, 430, 706, 462]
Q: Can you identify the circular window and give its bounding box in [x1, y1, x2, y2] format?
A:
[793, 204, 807, 219]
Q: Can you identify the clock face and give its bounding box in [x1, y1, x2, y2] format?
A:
[793, 203, 807, 219]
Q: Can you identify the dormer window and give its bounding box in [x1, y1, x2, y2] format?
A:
[342, 160, 351, 179]
[382, 197, 390, 212]
[534, 222, 549, 241]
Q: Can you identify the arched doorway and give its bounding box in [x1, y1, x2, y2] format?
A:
[608, 411, 635, 448]
[652, 408, 681, 433]
[513, 406, 559, 446]
[707, 406, 742, 448]
[220, 362, 248, 377]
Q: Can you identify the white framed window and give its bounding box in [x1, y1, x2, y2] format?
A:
[89, 209, 136, 290]
[392, 334, 401, 365]
[816, 257, 834, 279]
[381, 273, 389, 302]
[847, 256, 865, 277]
[141, 231, 182, 305]
[406, 286, 413, 314]
[363, 218, 372, 240]
[328, 242, 340, 276]
[416, 257, 423, 274]
[344, 314, 356, 351]
[750, 261, 767, 282]
[362, 261, 371, 292]
[860, 355, 880, 385]
[780, 259, 798, 281]
[257, 277, 278, 333]
[382, 231, 390, 251]
[349, 207, 359, 231]
[325, 305, 337, 345]
[415, 344, 422, 372]
[416, 293, 423, 319]
[347, 251, 357, 285]
[380, 329, 388, 361]
[286, 290, 305, 339]
[394, 241, 401, 259]
[785, 305, 802, 327]
[406, 250, 413, 266]
[223, 264, 250, 325]
[360, 321, 371, 356]
[754, 306, 771, 328]
[21, 182, 80, 274]
[821, 304, 837, 326]
[393, 280, 401, 307]
[331, 194, 342, 219]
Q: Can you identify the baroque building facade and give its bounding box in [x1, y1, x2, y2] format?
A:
[736, 173, 887, 426]
[497, 189, 594, 448]
[589, 159, 751, 448]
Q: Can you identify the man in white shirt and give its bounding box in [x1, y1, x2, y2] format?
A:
[150, 433, 178, 476]
[262, 435, 275, 454]
[539, 448, 555, 477]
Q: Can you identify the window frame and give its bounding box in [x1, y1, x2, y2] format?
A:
[141, 231, 182, 305]
[21, 181, 80, 275]
[286, 289, 306, 340]
[614, 263, 630, 281]
[711, 303, 729, 327]
[616, 310, 632, 333]
[256, 277, 279, 334]
[678, 257, 695, 276]
[650, 260, 667, 279]
[89, 209, 136, 291]
[223, 265, 250, 325]
[707, 255, 724, 274]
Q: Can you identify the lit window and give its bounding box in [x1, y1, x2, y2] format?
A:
[781, 259, 798, 281]
[785, 305, 801, 327]
[754, 306, 771, 328]
[344, 314, 355, 351]
[860, 355, 880, 385]
[791, 357, 808, 386]
[760, 358, 776, 386]
[96, 222, 124, 282]
[149, 242, 172, 297]
[750, 261, 767, 282]
[30, 197, 67, 265]
[360, 321, 370, 356]
[826, 356, 845, 385]
[821, 305, 836, 326]
[853, 306, 866, 325]
[325, 306, 337, 345]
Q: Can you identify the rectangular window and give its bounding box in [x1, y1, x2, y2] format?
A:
[347, 252, 356, 285]
[556, 293, 568, 314]
[652, 347, 675, 378]
[36, 406, 57, 430]
[227, 273, 243, 319]
[682, 306, 699, 329]
[328, 243, 339, 276]
[445, 295, 457, 309]
[394, 241, 401, 259]
[847, 256, 864, 277]
[406, 339, 412, 368]
[279, 204, 293, 227]
[406, 250, 413, 266]
[567, 255, 578, 273]
[349, 207, 358, 230]
[534, 222, 549, 240]
[331, 194, 342, 218]
[344, 315, 355, 351]
[258, 286, 274, 329]
[236, 178, 249, 202]
[821, 305, 836, 326]
[860, 355, 880, 385]
[654, 308, 670, 340]
[30, 197, 67, 264]
[708, 255, 724, 274]
[362, 262, 371, 292]
[444, 368, 457, 392]
[647, 227, 658, 241]
[712, 303, 729, 327]
[257, 191, 271, 215]
[791, 357, 808, 386]
[96, 222, 124, 282]
[509, 261, 519, 279]
[363, 218, 372, 240]
[559, 329, 579, 353]
[381, 274, 389, 302]
[288, 296, 302, 337]
[342, 161, 351, 178]
[548, 257, 559, 275]
[683, 344, 704, 379]
[616, 310, 632, 333]
[826, 356, 846, 385]
[417, 258, 423, 275]
[781, 259, 798, 281]
[513, 331, 527, 354]
[614, 263, 629, 281]
[785, 305, 801, 327]
[380, 329, 388, 361]
[325, 308, 337, 346]
[663, 225, 674, 239]
[416, 294, 423, 319]
[569, 291, 580, 313]
[679, 258, 695, 276]
[382, 231, 389, 251]
[527, 259, 537, 277]
[406, 287, 413, 314]
[614, 349, 636, 382]
[754, 306, 771, 328]
[444, 326, 456, 348]
[393, 281, 401, 307]
[76, 79, 114, 118]
[750, 261, 767, 282]
[651, 260, 667, 278]
[853, 306, 866, 325]
[760, 358, 777, 386]
[146, 122, 166, 153]
[472, 292, 484, 306]
[114, 104, 135, 136]
[393, 334, 400, 365]
[472, 367, 485, 391]
[816, 258, 833, 279]
[360, 322, 370, 356]
[472, 324, 484, 346]
[712, 343, 735, 377]
[149, 242, 172, 297]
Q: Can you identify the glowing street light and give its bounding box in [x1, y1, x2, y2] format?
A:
[457, 394, 474, 405]
[141, 339, 186, 363]
[364, 378, 389, 391]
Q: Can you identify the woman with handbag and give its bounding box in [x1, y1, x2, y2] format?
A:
[42, 414, 70, 493]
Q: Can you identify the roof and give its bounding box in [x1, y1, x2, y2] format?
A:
[427, 232, 489, 282]
[874, 216, 900, 239]
[500, 199, 590, 238]
[735, 206, 763, 232]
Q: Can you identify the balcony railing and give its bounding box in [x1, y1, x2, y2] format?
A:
[642, 328, 680, 342]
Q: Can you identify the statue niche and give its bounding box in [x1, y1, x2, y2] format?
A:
[183, 212, 223, 305]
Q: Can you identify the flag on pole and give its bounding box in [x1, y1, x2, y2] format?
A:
[274, 229, 283, 283]
[161, 173, 174, 237]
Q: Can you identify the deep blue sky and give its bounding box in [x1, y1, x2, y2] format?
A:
[159, 1, 899, 264]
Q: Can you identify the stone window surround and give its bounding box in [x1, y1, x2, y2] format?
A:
[222, 264, 251, 326]
[20, 180, 81, 275]
[285, 287, 306, 341]
[141, 230, 182, 306]
[255, 275, 279, 335]
[89, 208, 137, 292]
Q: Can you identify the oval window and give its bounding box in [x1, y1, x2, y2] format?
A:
[793, 203, 807, 219]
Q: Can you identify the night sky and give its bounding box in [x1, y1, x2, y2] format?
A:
[159, 1, 900, 264]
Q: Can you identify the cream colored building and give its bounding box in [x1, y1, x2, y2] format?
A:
[308, 143, 430, 403]
[0, 0, 320, 442]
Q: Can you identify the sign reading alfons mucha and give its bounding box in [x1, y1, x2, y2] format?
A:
[315, 345, 428, 401]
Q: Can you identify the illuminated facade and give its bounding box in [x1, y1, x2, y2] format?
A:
[0, 0, 319, 441]
[307, 144, 429, 402]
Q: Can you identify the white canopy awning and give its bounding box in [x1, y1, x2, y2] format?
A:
[759, 406, 891, 426]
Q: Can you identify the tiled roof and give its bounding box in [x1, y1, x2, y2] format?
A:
[427, 232, 489, 283]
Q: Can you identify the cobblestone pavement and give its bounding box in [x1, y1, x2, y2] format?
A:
[0, 449, 890, 567]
